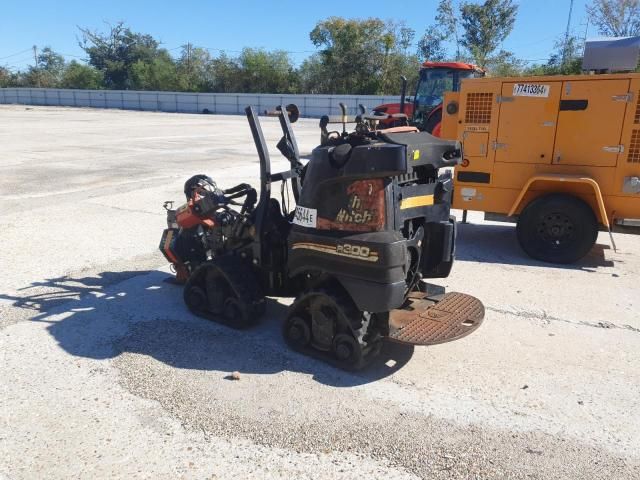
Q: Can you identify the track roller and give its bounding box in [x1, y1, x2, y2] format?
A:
[284, 316, 312, 348]
[283, 285, 382, 370]
[183, 256, 265, 329]
[332, 333, 363, 366]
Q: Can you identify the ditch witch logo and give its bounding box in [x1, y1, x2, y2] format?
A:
[316, 179, 385, 232]
[335, 194, 374, 225]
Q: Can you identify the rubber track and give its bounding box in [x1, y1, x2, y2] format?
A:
[284, 286, 382, 371]
[215, 255, 266, 318]
[184, 255, 266, 327]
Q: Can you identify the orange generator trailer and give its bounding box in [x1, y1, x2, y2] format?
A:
[441, 72, 640, 263]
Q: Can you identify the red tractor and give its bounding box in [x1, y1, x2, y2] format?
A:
[373, 62, 485, 136]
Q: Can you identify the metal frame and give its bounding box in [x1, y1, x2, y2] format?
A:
[244, 105, 305, 268]
[245, 106, 272, 267]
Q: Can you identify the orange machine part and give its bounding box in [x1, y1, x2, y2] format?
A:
[175, 200, 216, 229]
[421, 61, 483, 72]
[176, 202, 201, 229]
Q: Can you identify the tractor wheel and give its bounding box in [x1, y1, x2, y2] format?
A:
[424, 108, 442, 135]
[516, 193, 598, 264]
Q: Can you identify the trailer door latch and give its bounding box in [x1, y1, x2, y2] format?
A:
[603, 145, 625, 154]
[612, 93, 633, 102]
[492, 141, 508, 150]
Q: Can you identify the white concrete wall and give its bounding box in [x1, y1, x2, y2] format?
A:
[0, 88, 400, 118]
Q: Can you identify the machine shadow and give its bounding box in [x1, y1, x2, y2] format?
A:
[1, 270, 414, 388]
[455, 222, 615, 270]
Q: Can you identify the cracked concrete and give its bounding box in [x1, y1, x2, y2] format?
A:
[485, 305, 640, 333]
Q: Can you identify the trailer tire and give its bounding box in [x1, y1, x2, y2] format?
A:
[516, 193, 598, 264]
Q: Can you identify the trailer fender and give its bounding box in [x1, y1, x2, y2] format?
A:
[508, 174, 610, 229]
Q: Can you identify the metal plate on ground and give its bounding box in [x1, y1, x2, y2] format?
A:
[388, 292, 484, 346]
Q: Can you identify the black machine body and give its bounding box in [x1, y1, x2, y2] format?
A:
[159, 105, 484, 369]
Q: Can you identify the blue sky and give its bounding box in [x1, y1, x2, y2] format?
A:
[1, 0, 591, 70]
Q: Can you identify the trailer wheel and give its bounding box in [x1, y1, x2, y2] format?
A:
[516, 193, 598, 264]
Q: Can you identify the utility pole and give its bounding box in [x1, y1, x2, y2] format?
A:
[32, 45, 40, 88]
[186, 42, 192, 91]
[562, 0, 575, 68]
[581, 18, 590, 56]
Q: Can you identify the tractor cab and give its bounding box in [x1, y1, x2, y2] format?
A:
[373, 61, 484, 136]
[413, 62, 484, 135]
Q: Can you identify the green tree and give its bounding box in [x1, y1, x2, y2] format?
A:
[236, 48, 298, 93]
[399, 26, 416, 53]
[436, 0, 462, 59]
[484, 50, 526, 76]
[586, 0, 640, 37]
[210, 52, 241, 93]
[298, 54, 331, 93]
[0, 66, 19, 87]
[460, 0, 518, 68]
[79, 22, 168, 89]
[526, 36, 583, 76]
[384, 51, 421, 94]
[390, 22, 421, 92]
[175, 45, 215, 92]
[310, 17, 385, 94]
[60, 61, 104, 89]
[23, 47, 66, 87]
[308, 17, 416, 94]
[130, 51, 180, 91]
[417, 26, 447, 61]
[38, 47, 65, 77]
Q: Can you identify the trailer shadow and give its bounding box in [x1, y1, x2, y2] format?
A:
[455, 222, 615, 270]
[1, 270, 414, 388]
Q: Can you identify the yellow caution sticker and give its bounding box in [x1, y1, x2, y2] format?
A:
[400, 194, 434, 210]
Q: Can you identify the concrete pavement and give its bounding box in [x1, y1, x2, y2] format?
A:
[1, 105, 638, 479]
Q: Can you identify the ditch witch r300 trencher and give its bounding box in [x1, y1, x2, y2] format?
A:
[159, 105, 484, 369]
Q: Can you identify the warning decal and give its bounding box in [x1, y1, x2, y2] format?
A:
[512, 83, 550, 98]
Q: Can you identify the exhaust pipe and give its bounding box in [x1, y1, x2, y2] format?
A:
[400, 76, 408, 115]
[264, 104, 300, 123]
[339, 102, 347, 134]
